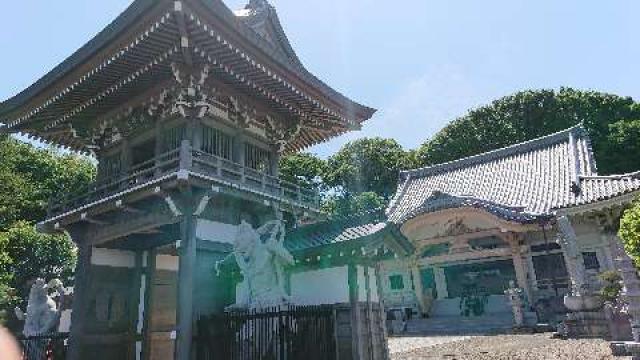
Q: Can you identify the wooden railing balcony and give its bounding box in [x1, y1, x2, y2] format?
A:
[46, 142, 320, 219]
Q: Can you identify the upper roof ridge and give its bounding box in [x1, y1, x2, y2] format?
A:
[401, 124, 588, 180]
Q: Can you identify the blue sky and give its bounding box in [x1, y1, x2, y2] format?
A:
[1, 0, 639, 158]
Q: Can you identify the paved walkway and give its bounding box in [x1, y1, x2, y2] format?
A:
[389, 333, 630, 359]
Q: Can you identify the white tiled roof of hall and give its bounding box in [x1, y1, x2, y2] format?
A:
[386, 125, 640, 224]
[576, 171, 640, 207]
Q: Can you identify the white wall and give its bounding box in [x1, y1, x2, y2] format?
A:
[91, 248, 135, 268]
[290, 266, 350, 305]
[156, 254, 179, 271]
[196, 219, 238, 244]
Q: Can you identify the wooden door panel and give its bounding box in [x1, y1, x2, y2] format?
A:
[146, 269, 178, 360]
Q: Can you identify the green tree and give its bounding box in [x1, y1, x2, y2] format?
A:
[321, 192, 386, 218]
[0, 136, 95, 228]
[325, 138, 414, 200]
[603, 119, 640, 174]
[620, 198, 640, 265]
[278, 152, 327, 190]
[0, 136, 94, 325]
[0, 222, 77, 308]
[417, 88, 640, 175]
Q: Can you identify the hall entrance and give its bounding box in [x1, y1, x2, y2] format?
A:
[427, 259, 516, 318]
[444, 260, 516, 298]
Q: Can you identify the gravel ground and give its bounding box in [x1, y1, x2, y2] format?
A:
[390, 333, 631, 360]
[388, 336, 472, 355]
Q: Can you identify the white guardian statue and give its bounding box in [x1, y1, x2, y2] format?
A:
[15, 278, 65, 336]
[230, 219, 294, 310]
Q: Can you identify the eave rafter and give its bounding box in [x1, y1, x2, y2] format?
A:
[6, 11, 177, 130]
[183, 9, 355, 127]
[44, 46, 179, 132]
[4, 0, 367, 153]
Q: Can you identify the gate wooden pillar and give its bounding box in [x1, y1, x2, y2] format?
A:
[175, 195, 197, 360]
[67, 227, 92, 360]
[347, 263, 362, 360]
[506, 233, 532, 303]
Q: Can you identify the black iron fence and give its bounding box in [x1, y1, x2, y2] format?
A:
[17, 333, 69, 360]
[195, 305, 336, 360]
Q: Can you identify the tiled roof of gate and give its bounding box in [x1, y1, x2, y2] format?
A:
[285, 210, 387, 251]
[386, 125, 640, 223]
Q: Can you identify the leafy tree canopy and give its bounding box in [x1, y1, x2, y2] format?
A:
[0, 136, 95, 228]
[0, 221, 77, 307]
[321, 192, 386, 218]
[620, 198, 640, 265]
[0, 135, 94, 326]
[324, 137, 415, 200]
[278, 152, 328, 190]
[417, 88, 640, 175]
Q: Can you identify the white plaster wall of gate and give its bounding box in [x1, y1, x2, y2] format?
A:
[156, 254, 179, 271]
[290, 266, 350, 305]
[91, 247, 136, 268]
[196, 219, 238, 244]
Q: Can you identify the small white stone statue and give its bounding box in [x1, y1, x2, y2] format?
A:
[504, 280, 525, 327]
[15, 278, 65, 336]
[229, 220, 294, 310]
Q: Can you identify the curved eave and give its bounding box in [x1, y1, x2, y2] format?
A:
[0, 0, 376, 128]
[391, 192, 547, 225]
[195, 0, 375, 123]
[0, 0, 160, 119]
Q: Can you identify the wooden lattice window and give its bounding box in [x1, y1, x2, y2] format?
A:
[244, 142, 271, 174]
[201, 126, 233, 159]
[162, 125, 185, 152]
[99, 152, 122, 179]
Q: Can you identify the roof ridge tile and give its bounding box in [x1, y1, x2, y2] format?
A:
[401, 125, 587, 180]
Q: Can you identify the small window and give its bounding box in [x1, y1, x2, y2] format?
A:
[389, 275, 405, 290]
[582, 252, 600, 270]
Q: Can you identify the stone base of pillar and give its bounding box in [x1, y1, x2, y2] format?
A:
[610, 341, 640, 359]
[563, 310, 610, 339]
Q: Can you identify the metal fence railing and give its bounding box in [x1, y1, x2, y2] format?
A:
[17, 333, 69, 360]
[195, 305, 335, 360]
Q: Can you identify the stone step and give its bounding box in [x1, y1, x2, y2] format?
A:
[405, 314, 515, 335]
[430, 295, 511, 317]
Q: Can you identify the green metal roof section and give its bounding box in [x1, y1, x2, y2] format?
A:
[285, 209, 415, 256]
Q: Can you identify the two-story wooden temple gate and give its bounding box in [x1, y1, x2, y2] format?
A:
[0, 0, 376, 359]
